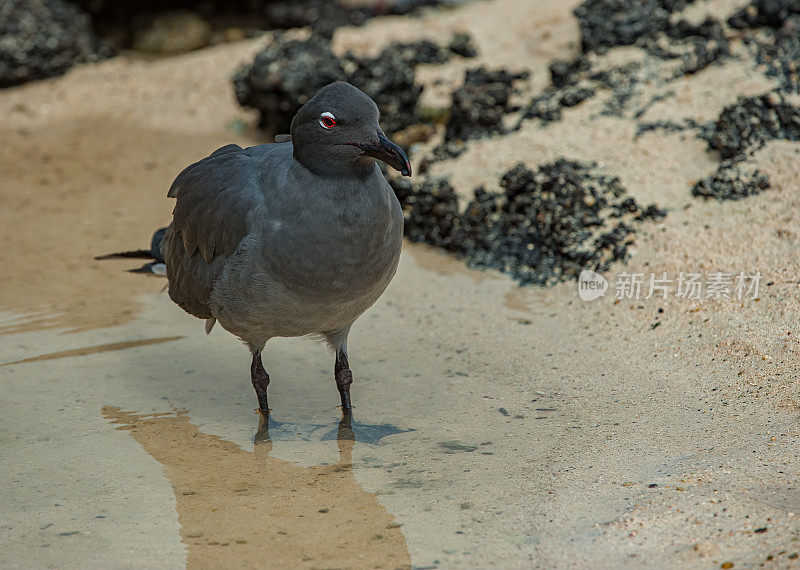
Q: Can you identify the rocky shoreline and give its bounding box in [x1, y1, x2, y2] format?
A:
[4, 0, 799, 286]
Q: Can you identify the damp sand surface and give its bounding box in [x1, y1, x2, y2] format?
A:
[2, 0, 800, 568]
[102, 408, 411, 569]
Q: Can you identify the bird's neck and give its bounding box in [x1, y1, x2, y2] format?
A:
[293, 143, 376, 177]
[291, 155, 380, 187]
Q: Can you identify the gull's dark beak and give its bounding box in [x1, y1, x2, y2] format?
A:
[354, 133, 412, 177]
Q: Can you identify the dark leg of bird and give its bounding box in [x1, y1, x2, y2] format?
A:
[335, 351, 354, 411]
[250, 351, 270, 413]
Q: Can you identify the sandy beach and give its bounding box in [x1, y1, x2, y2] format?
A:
[2, 0, 800, 567]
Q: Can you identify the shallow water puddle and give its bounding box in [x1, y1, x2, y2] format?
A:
[264, 415, 412, 445]
[103, 407, 412, 569]
[0, 120, 255, 335]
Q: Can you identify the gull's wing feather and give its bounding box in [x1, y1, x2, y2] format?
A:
[162, 144, 263, 320]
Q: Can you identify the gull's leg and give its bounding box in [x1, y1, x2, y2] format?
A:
[335, 350, 354, 411]
[250, 350, 270, 413]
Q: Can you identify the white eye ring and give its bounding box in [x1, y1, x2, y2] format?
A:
[319, 112, 337, 129]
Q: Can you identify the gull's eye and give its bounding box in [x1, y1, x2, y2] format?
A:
[319, 112, 336, 129]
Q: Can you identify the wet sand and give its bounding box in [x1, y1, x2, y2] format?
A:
[103, 408, 410, 569]
[2, 0, 800, 568]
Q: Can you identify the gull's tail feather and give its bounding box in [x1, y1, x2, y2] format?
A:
[95, 249, 154, 260]
[96, 227, 168, 274]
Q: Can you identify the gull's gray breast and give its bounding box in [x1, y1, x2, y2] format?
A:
[210, 163, 403, 344]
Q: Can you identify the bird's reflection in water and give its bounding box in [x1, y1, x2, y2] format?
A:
[103, 407, 411, 569]
[255, 412, 412, 445]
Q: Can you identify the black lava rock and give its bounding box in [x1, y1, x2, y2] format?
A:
[394, 159, 665, 286]
[389, 40, 451, 65]
[443, 67, 529, 142]
[728, 0, 800, 29]
[233, 34, 345, 132]
[262, 0, 371, 38]
[260, 0, 452, 38]
[634, 118, 704, 137]
[676, 38, 727, 75]
[560, 86, 596, 107]
[705, 92, 800, 160]
[519, 84, 594, 124]
[521, 8, 727, 126]
[0, 0, 112, 88]
[666, 16, 728, 44]
[346, 42, 444, 136]
[448, 32, 479, 58]
[746, 14, 800, 94]
[522, 89, 564, 123]
[549, 55, 591, 88]
[591, 61, 645, 116]
[574, 0, 695, 54]
[692, 162, 771, 200]
[658, 17, 730, 75]
[396, 177, 461, 248]
[234, 34, 451, 134]
[80, 0, 457, 41]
